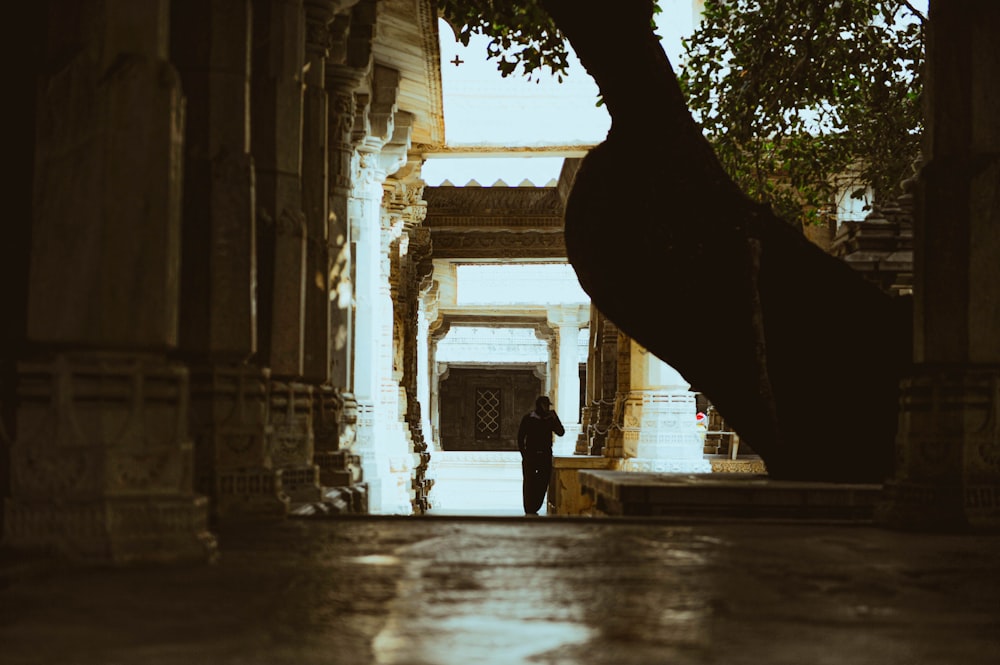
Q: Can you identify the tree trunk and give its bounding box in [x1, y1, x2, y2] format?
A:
[541, 0, 911, 482]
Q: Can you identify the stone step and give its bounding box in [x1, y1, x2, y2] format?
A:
[578, 470, 882, 521]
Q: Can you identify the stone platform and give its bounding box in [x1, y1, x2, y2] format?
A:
[579, 471, 882, 521]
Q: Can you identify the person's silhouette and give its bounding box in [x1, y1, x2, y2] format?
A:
[517, 396, 565, 515]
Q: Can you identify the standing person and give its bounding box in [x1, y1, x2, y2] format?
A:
[517, 395, 565, 516]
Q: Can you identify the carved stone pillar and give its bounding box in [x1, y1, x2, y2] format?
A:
[576, 304, 600, 454]
[620, 343, 712, 473]
[418, 282, 440, 452]
[171, 0, 287, 521]
[320, 75, 364, 495]
[301, 1, 335, 386]
[578, 307, 619, 456]
[315, 2, 375, 510]
[603, 330, 632, 460]
[385, 178, 434, 513]
[428, 318, 451, 451]
[189, 366, 287, 519]
[352, 152, 392, 511]
[416, 281, 440, 507]
[252, 0, 307, 380]
[350, 75, 416, 512]
[4, 0, 215, 562]
[879, 0, 1000, 530]
[534, 323, 557, 400]
[592, 314, 620, 456]
[327, 84, 357, 394]
[250, 0, 322, 504]
[548, 304, 588, 455]
[402, 215, 434, 513]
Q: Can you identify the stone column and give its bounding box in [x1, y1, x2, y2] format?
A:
[576, 304, 600, 454]
[300, 1, 369, 512]
[350, 71, 416, 513]
[418, 283, 439, 452]
[386, 186, 433, 513]
[620, 343, 712, 473]
[576, 306, 619, 456]
[603, 329, 632, 460]
[315, 2, 375, 510]
[415, 288, 434, 505]
[879, 0, 1000, 530]
[251, 0, 321, 504]
[428, 320, 452, 454]
[592, 313, 620, 456]
[170, 0, 288, 522]
[252, 0, 306, 378]
[4, 0, 215, 562]
[351, 152, 387, 508]
[548, 305, 588, 455]
[301, 1, 335, 386]
[533, 323, 557, 402]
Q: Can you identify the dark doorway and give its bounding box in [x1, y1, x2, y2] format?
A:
[439, 368, 543, 451]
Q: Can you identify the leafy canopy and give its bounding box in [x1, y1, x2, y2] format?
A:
[436, 0, 663, 82]
[436, 0, 571, 81]
[678, 0, 925, 226]
[437, 0, 924, 227]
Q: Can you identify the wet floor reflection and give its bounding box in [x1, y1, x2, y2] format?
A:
[365, 524, 718, 664]
[3, 518, 998, 665]
[374, 614, 594, 665]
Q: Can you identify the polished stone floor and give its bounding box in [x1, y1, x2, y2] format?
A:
[2, 515, 999, 665]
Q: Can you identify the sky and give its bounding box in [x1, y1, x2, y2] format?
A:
[422, 1, 703, 187]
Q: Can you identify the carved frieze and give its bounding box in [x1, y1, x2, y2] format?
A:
[424, 186, 563, 222]
[430, 230, 566, 259]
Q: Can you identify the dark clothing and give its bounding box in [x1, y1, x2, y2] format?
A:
[521, 454, 553, 515]
[517, 410, 565, 455]
[517, 410, 565, 514]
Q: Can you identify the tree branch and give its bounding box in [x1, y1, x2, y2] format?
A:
[899, 0, 927, 23]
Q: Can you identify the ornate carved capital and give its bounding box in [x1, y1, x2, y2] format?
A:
[305, 1, 336, 56]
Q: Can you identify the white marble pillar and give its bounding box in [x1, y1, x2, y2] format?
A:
[415, 290, 435, 498]
[620, 342, 712, 473]
[350, 151, 409, 513]
[417, 287, 438, 450]
[425, 263, 452, 449]
[349, 85, 416, 513]
[548, 305, 588, 455]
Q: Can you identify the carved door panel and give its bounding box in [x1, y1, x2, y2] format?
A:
[439, 368, 542, 451]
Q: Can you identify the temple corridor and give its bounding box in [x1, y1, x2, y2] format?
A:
[3, 1, 999, 661]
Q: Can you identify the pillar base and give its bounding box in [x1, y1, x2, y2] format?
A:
[876, 364, 1000, 531]
[315, 449, 363, 487]
[189, 363, 287, 522]
[4, 352, 217, 563]
[215, 469, 289, 520]
[876, 480, 968, 531]
[269, 381, 322, 504]
[4, 495, 217, 564]
[279, 465, 323, 504]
